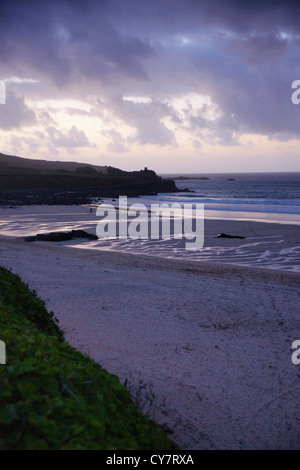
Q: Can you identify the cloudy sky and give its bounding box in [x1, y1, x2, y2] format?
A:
[0, 0, 300, 173]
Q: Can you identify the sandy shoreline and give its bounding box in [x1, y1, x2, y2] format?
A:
[0, 234, 299, 449]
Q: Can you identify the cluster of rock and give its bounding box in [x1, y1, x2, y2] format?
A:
[215, 233, 246, 239]
[24, 230, 98, 242]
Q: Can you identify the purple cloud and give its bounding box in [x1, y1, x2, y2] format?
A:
[0, 0, 300, 145]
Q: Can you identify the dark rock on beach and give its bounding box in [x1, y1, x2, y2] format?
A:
[215, 233, 246, 239]
[70, 230, 98, 240]
[24, 230, 98, 242]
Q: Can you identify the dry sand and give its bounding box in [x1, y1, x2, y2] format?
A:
[0, 233, 299, 449]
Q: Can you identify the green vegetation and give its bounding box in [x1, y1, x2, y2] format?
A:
[0, 267, 178, 450]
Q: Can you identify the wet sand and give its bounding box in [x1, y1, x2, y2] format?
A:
[0, 204, 300, 272]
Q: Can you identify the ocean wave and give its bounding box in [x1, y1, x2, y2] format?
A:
[141, 194, 300, 215]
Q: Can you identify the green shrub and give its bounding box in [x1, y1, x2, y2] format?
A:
[0, 267, 63, 340]
[0, 267, 178, 450]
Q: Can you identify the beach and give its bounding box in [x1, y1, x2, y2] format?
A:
[0, 206, 299, 449]
[1, 204, 300, 272]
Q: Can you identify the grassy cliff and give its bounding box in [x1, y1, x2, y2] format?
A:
[0, 266, 178, 450]
[0, 153, 179, 204]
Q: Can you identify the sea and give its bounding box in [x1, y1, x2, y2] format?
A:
[0, 172, 299, 272]
[89, 172, 300, 271]
[156, 172, 300, 224]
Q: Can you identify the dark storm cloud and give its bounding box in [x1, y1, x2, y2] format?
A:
[1, 1, 300, 140]
[0, 0, 155, 86]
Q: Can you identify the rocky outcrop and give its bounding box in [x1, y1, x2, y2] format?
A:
[215, 233, 246, 239]
[172, 176, 210, 180]
[0, 155, 181, 205]
[24, 230, 98, 242]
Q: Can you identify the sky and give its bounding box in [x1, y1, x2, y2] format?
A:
[0, 0, 300, 173]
